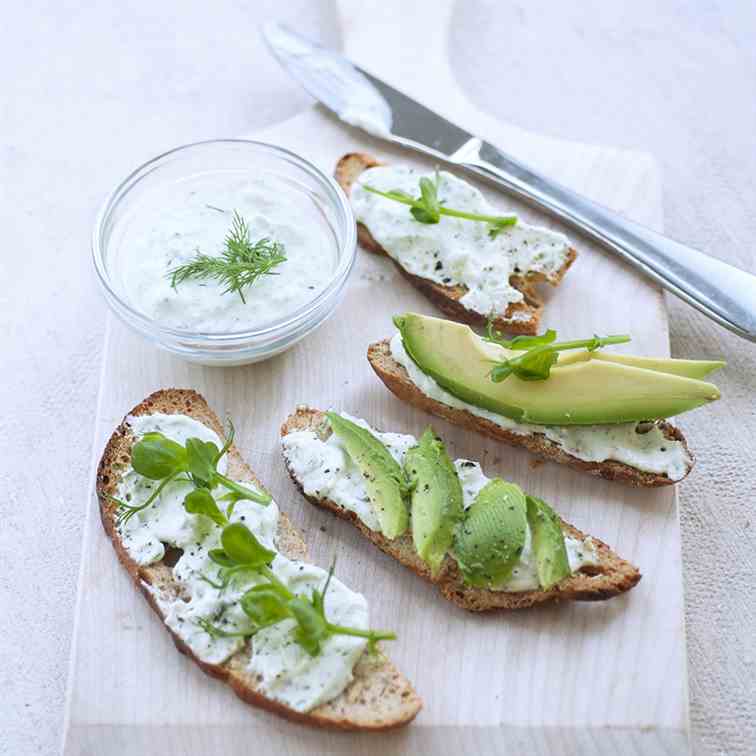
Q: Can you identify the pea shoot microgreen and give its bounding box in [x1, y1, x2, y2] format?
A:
[361, 170, 517, 238]
[200, 532, 396, 656]
[111, 420, 270, 527]
[168, 210, 287, 303]
[485, 318, 631, 382]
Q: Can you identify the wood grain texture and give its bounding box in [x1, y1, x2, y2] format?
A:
[62, 89, 689, 753]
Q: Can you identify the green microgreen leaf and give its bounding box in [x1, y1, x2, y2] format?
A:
[183, 488, 227, 527]
[289, 597, 330, 656]
[131, 432, 188, 480]
[208, 549, 237, 568]
[409, 175, 441, 223]
[185, 437, 219, 485]
[240, 586, 292, 627]
[220, 523, 276, 567]
[485, 318, 557, 351]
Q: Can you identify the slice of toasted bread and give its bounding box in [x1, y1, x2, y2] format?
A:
[367, 339, 693, 487]
[335, 152, 577, 335]
[280, 407, 641, 611]
[97, 389, 421, 731]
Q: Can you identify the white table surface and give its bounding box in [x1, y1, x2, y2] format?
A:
[1, 2, 754, 755]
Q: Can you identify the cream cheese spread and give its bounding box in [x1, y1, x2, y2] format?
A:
[351, 165, 572, 316]
[117, 412, 369, 712]
[389, 332, 691, 480]
[281, 413, 598, 592]
[116, 171, 338, 333]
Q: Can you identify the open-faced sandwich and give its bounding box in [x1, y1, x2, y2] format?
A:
[335, 153, 576, 334]
[97, 389, 421, 730]
[281, 409, 641, 610]
[367, 313, 724, 486]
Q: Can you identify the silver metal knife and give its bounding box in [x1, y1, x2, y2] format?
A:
[263, 22, 756, 342]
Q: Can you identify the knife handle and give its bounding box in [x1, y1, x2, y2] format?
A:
[453, 138, 756, 342]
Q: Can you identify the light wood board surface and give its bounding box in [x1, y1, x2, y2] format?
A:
[63, 2, 689, 753]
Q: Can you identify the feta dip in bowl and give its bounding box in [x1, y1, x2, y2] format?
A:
[93, 140, 356, 365]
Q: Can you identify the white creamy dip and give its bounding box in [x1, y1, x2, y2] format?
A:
[351, 166, 572, 316]
[117, 412, 369, 712]
[389, 333, 691, 481]
[115, 171, 338, 332]
[281, 413, 598, 592]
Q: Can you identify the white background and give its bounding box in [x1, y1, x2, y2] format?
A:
[1, 2, 754, 754]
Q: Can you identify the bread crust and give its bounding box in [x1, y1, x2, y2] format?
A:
[96, 389, 421, 731]
[366, 339, 693, 487]
[280, 407, 641, 611]
[335, 152, 577, 335]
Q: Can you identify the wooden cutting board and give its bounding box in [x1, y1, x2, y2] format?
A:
[62, 3, 689, 753]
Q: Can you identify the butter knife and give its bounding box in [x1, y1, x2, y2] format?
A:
[263, 22, 756, 342]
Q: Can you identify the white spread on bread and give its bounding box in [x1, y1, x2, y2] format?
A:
[117, 412, 370, 712]
[351, 165, 571, 316]
[281, 413, 598, 592]
[389, 332, 691, 481]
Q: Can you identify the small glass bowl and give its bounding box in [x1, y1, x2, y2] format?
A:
[92, 139, 357, 365]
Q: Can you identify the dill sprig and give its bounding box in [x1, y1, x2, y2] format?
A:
[168, 211, 287, 303]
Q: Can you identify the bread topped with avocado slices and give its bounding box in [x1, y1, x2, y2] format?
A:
[335, 152, 577, 335]
[367, 313, 724, 487]
[281, 408, 642, 611]
[97, 389, 421, 731]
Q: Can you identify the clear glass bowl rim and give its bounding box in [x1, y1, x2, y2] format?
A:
[92, 138, 357, 344]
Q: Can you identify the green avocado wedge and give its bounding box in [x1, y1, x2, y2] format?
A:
[404, 428, 464, 577]
[556, 349, 725, 380]
[525, 496, 570, 590]
[452, 479, 528, 588]
[395, 313, 723, 426]
[326, 412, 409, 539]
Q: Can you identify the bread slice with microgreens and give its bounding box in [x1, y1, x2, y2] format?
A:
[334, 152, 577, 335]
[367, 338, 694, 487]
[280, 407, 641, 612]
[97, 389, 421, 731]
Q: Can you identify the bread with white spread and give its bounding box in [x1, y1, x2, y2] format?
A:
[97, 389, 421, 731]
[281, 407, 641, 611]
[335, 152, 577, 335]
[367, 338, 694, 487]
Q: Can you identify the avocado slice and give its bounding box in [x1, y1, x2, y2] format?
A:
[326, 413, 409, 539]
[557, 349, 725, 380]
[525, 496, 570, 589]
[452, 479, 528, 588]
[404, 428, 464, 576]
[395, 313, 722, 425]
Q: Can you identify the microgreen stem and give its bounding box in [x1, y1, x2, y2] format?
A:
[215, 472, 271, 504]
[326, 624, 397, 643]
[438, 206, 517, 226]
[116, 471, 183, 526]
[260, 565, 295, 600]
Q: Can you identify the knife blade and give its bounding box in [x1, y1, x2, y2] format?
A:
[262, 21, 470, 156]
[263, 22, 756, 341]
